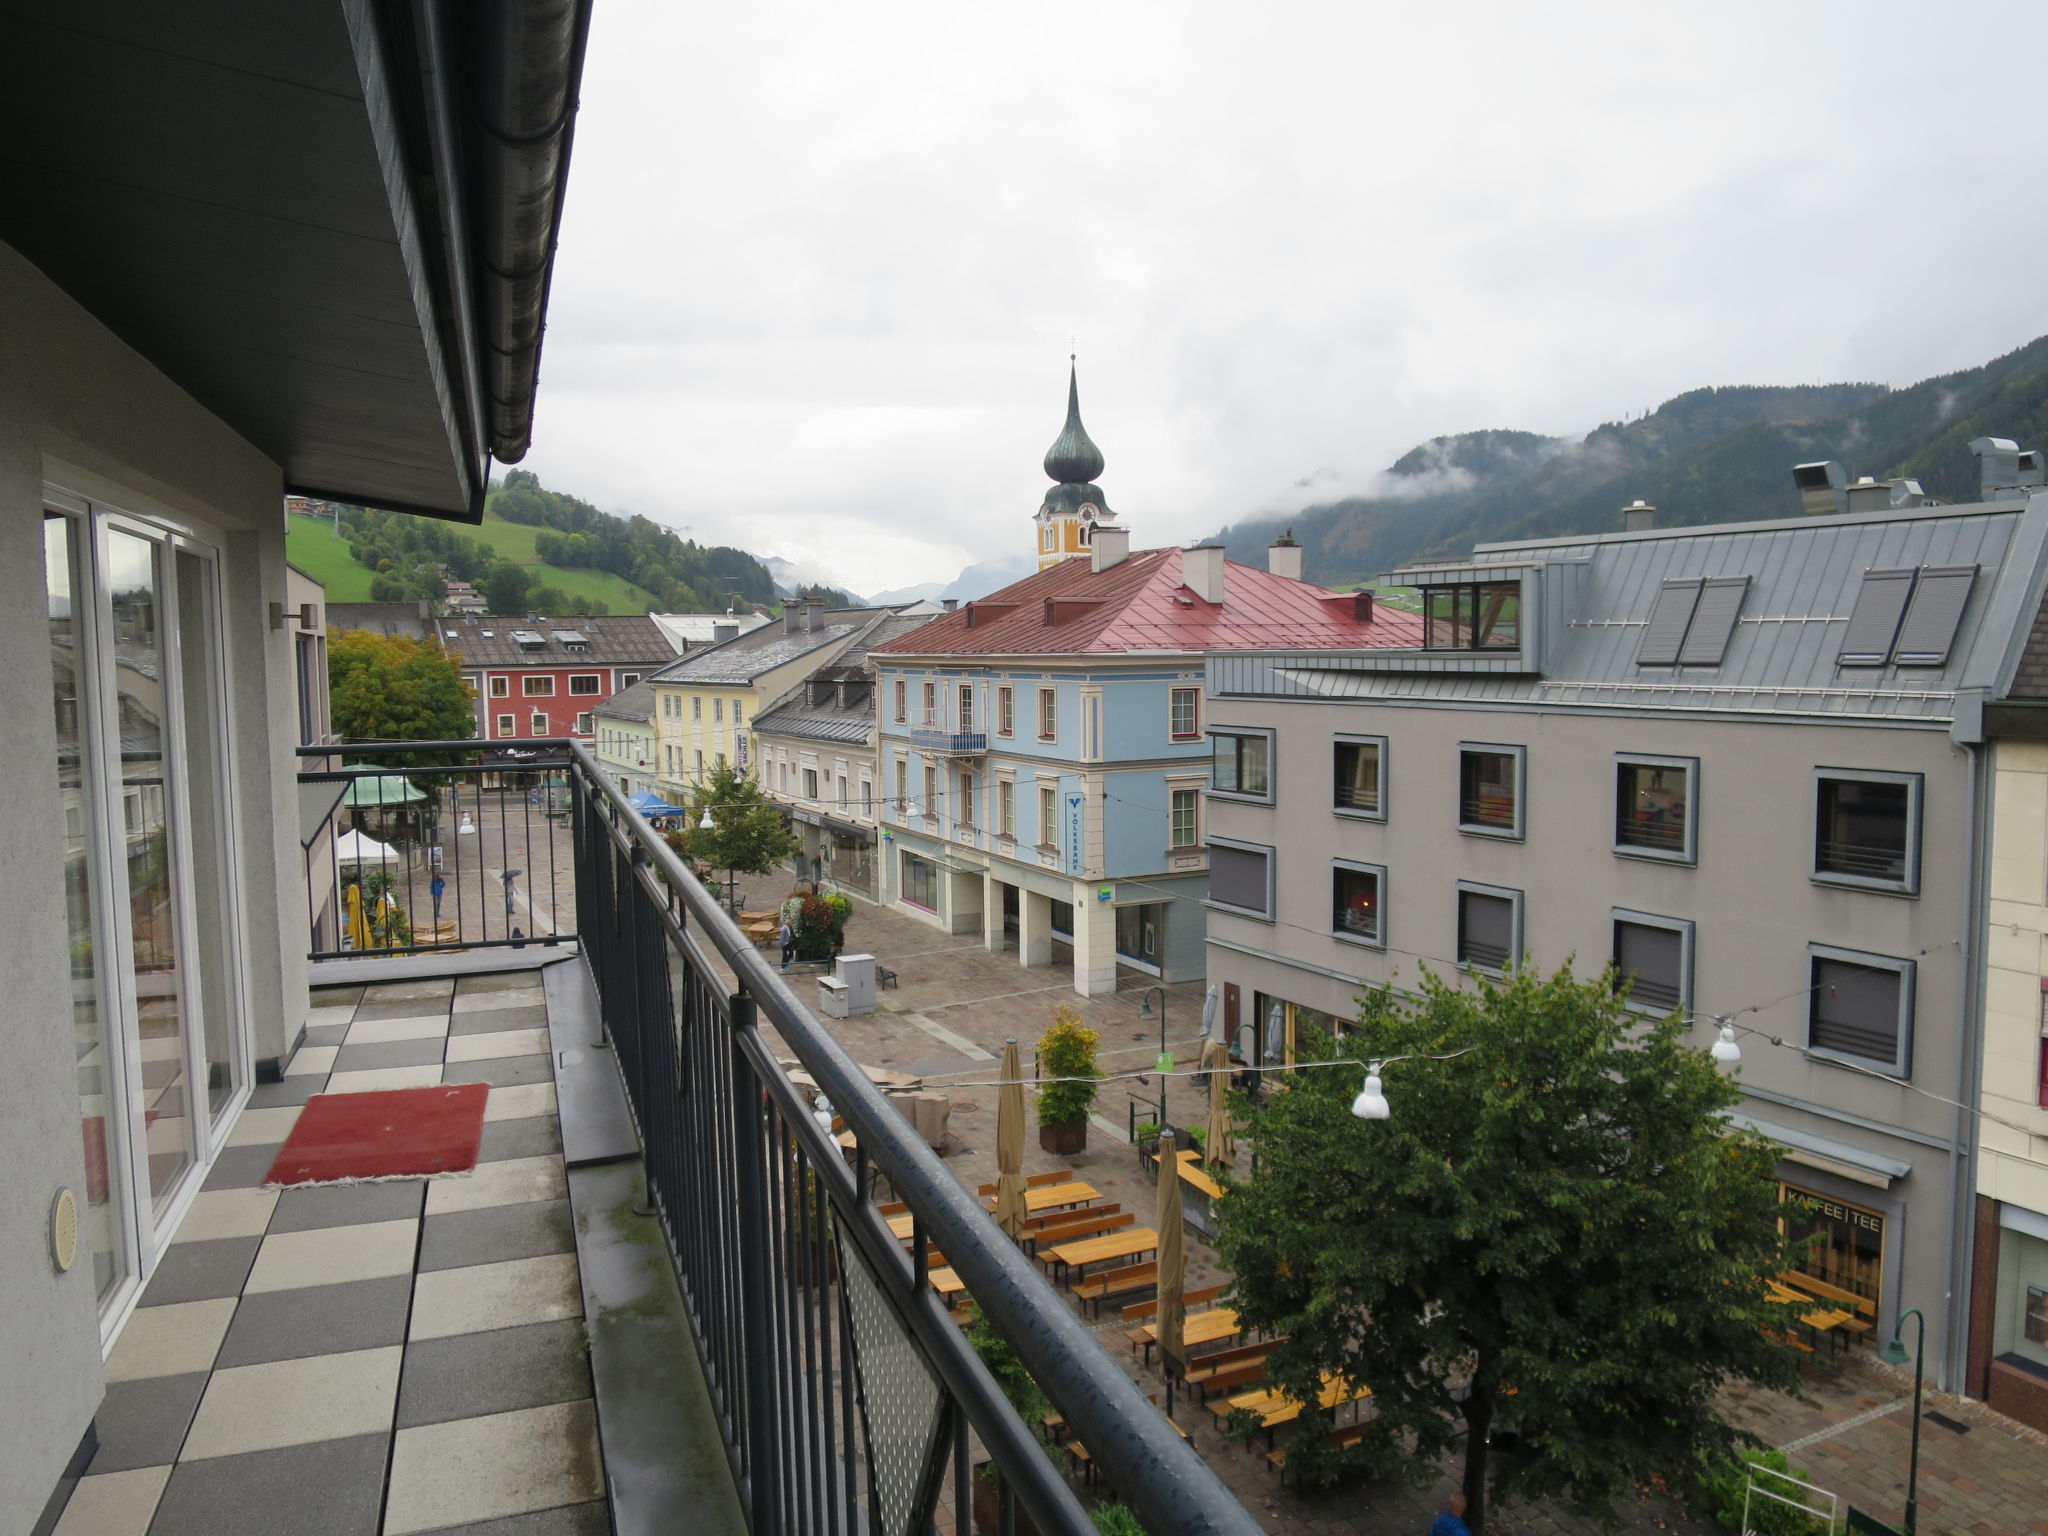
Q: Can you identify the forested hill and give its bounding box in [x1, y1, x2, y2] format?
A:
[1214, 335, 2048, 588]
[316, 470, 779, 616]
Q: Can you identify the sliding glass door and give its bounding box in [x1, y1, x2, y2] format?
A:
[46, 493, 250, 1328]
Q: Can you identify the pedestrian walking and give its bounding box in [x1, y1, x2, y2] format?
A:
[778, 918, 796, 970]
[430, 871, 446, 924]
[1429, 1492, 1471, 1536]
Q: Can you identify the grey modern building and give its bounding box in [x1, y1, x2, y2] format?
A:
[1202, 451, 2048, 1390]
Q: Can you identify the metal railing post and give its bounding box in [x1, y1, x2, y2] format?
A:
[728, 991, 782, 1535]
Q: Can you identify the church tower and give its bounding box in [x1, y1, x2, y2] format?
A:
[1033, 361, 1118, 570]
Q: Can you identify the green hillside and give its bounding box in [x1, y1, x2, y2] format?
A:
[1216, 336, 2048, 587]
[287, 508, 663, 612]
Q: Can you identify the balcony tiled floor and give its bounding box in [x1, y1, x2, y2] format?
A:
[60, 971, 608, 1536]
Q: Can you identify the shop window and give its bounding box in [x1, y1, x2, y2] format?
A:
[1458, 745, 1523, 837]
[1615, 756, 1696, 861]
[902, 852, 938, 911]
[1779, 1184, 1883, 1312]
[1331, 862, 1383, 946]
[1115, 903, 1163, 967]
[1814, 771, 1919, 893]
[1210, 730, 1273, 800]
[1808, 947, 1914, 1075]
[1334, 735, 1384, 818]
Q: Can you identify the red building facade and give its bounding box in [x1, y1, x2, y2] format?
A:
[443, 615, 676, 741]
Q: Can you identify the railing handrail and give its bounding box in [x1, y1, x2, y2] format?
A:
[322, 738, 1260, 1535]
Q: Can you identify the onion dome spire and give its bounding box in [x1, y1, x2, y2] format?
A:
[1043, 359, 1106, 485]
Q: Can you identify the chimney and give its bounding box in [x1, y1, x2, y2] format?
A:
[1266, 529, 1302, 581]
[1973, 436, 2024, 498]
[941, 598, 959, 612]
[1091, 524, 1131, 573]
[804, 595, 825, 632]
[1182, 543, 1226, 604]
[1792, 460, 1848, 516]
[783, 603, 801, 633]
[713, 622, 739, 643]
[1621, 500, 1655, 532]
[1844, 476, 1896, 514]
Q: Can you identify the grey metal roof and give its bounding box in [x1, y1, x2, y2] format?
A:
[1211, 496, 2048, 726]
[649, 608, 892, 685]
[592, 679, 657, 723]
[750, 710, 872, 746]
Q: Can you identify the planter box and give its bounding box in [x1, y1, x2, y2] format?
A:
[1039, 1119, 1087, 1155]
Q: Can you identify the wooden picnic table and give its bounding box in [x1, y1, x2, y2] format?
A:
[1210, 1374, 1370, 1447]
[1045, 1227, 1158, 1282]
[886, 1181, 1101, 1243]
[928, 1267, 966, 1305]
[1137, 1306, 1242, 1364]
[1154, 1147, 1226, 1200]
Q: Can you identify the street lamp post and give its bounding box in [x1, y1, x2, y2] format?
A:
[1137, 986, 1168, 1132]
[1878, 1308, 1926, 1536]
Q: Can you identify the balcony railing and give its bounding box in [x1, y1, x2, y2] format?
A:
[304, 741, 1254, 1536]
[908, 724, 988, 755]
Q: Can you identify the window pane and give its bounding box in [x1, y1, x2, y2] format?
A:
[1170, 787, 1198, 847]
[1459, 891, 1514, 969]
[1615, 921, 1683, 1011]
[176, 549, 240, 1127]
[1332, 866, 1380, 940]
[1335, 740, 1380, 812]
[1170, 689, 1197, 736]
[1616, 761, 1688, 852]
[1212, 735, 1239, 792]
[1473, 586, 1520, 648]
[48, 516, 127, 1302]
[1238, 736, 1269, 796]
[1816, 779, 1908, 880]
[1460, 750, 1517, 829]
[1811, 958, 1902, 1063]
[1424, 588, 1464, 649]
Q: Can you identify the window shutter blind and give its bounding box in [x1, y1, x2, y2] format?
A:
[1615, 922, 1683, 1008]
[1675, 577, 1750, 665]
[1838, 570, 1918, 665]
[1209, 845, 1270, 914]
[1810, 958, 1902, 1062]
[1459, 891, 1514, 966]
[1890, 565, 1976, 665]
[1636, 580, 1703, 665]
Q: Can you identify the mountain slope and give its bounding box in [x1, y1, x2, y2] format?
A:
[1216, 336, 2048, 586]
[287, 510, 662, 610]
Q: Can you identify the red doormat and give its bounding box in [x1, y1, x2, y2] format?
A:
[263, 1083, 490, 1188]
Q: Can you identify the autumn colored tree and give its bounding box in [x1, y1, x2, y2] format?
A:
[1215, 964, 1808, 1531]
[328, 629, 476, 745]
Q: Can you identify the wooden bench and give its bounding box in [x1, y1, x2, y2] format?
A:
[1186, 1339, 1285, 1400]
[1267, 1422, 1369, 1484]
[1075, 1260, 1156, 1317]
[1780, 1274, 1876, 1335]
[1120, 1282, 1226, 1325]
[876, 965, 898, 989]
[1023, 1201, 1114, 1235]
[878, 1200, 908, 1217]
[1035, 1210, 1133, 1254]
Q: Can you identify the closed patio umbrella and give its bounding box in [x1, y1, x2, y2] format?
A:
[345, 881, 369, 952]
[1202, 1038, 1235, 1172]
[1156, 1127, 1186, 1393]
[993, 1038, 1028, 1238]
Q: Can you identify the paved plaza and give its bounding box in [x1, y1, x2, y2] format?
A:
[735, 869, 2048, 1536]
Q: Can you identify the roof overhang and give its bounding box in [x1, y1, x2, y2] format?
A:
[1723, 1110, 1911, 1189]
[0, 0, 593, 521]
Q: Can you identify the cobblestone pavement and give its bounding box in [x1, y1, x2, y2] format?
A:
[735, 872, 2048, 1535]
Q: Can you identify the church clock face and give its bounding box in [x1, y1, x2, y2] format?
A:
[1081, 506, 1097, 521]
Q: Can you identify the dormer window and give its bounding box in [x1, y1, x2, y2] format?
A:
[1423, 583, 1519, 650]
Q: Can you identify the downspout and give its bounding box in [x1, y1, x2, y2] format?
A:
[468, 0, 595, 464]
[1946, 735, 1990, 1392]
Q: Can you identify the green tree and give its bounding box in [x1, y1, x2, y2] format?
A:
[1215, 964, 1806, 1532]
[328, 629, 476, 745]
[671, 762, 799, 889]
[481, 560, 535, 616]
[1035, 1006, 1101, 1126]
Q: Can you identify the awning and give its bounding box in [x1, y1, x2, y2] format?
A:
[1724, 1111, 1912, 1190]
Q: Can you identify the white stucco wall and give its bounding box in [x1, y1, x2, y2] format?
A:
[1983, 740, 2048, 1220]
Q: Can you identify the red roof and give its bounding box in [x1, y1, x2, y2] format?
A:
[871, 549, 1423, 657]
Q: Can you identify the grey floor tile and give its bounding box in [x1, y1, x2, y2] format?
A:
[301, 1021, 351, 1048]
[245, 1078, 324, 1109]
[478, 1117, 563, 1164]
[363, 977, 457, 1002]
[455, 972, 548, 995]
[353, 998, 454, 1023]
[203, 1146, 282, 1192]
[396, 1318, 592, 1428]
[85, 1373, 209, 1474]
[147, 1432, 388, 1536]
[268, 1180, 426, 1234]
[139, 1238, 261, 1305]
[309, 985, 364, 1007]
[419, 1199, 575, 1273]
[443, 1054, 554, 1088]
[417, 1501, 610, 1536]
[450, 1005, 551, 1037]
[215, 1276, 413, 1368]
[332, 1037, 448, 1073]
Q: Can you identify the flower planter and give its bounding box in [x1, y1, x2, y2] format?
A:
[1038, 1119, 1087, 1156]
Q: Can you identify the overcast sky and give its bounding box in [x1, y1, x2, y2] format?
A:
[525, 0, 2048, 597]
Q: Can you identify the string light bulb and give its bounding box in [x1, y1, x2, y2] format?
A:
[1350, 1070, 1389, 1121]
[1711, 1025, 1742, 1066]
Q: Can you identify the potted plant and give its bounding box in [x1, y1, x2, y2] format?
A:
[1036, 1006, 1101, 1155]
[964, 1305, 1050, 1536]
